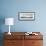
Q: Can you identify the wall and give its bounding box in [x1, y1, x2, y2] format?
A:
[0, 0, 46, 46]
[0, 0, 46, 32]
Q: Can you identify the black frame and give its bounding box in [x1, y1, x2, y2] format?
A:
[18, 12, 35, 21]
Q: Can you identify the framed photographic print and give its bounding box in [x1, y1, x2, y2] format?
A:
[18, 12, 35, 21]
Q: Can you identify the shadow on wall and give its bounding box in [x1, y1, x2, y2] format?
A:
[0, 16, 5, 46]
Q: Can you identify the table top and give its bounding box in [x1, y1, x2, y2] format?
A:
[4, 32, 43, 40]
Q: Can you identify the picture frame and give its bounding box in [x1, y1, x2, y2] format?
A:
[18, 12, 35, 21]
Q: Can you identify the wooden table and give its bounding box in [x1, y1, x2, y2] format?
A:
[4, 32, 43, 46]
